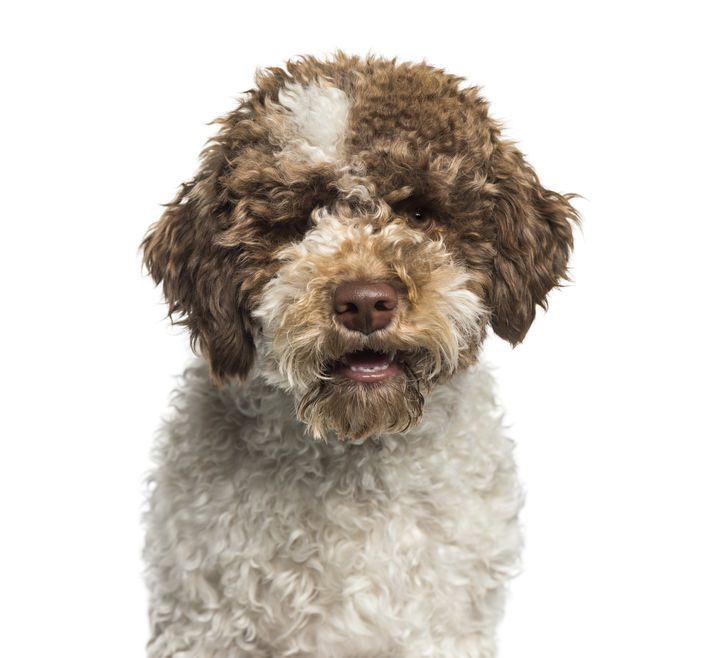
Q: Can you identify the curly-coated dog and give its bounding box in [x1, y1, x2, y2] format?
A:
[142, 54, 577, 657]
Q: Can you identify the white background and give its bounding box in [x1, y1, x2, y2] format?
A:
[2, 1, 725, 656]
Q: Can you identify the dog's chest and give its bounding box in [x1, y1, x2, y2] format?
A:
[147, 363, 522, 654]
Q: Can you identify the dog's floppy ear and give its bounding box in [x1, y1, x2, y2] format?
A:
[489, 142, 578, 344]
[141, 150, 255, 383]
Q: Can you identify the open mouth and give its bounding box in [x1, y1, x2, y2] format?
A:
[336, 349, 401, 382]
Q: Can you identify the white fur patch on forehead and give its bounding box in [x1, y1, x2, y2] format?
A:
[268, 82, 349, 164]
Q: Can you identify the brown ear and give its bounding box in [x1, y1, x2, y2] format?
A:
[141, 159, 255, 383]
[490, 143, 578, 344]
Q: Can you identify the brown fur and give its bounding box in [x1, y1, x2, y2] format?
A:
[142, 53, 577, 389]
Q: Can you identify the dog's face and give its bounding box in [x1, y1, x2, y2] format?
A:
[143, 55, 576, 440]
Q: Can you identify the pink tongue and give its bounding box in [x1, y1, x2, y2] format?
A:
[345, 349, 389, 368]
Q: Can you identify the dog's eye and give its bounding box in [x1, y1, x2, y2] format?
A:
[411, 210, 434, 231]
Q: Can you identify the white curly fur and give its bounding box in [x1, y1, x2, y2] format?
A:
[267, 82, 350, 164]
[145, 360, 522, 657]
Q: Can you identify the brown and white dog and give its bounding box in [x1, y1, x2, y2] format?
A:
[142, 54, 576, 657]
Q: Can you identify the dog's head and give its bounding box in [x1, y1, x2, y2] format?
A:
[143, 54, 577, 440]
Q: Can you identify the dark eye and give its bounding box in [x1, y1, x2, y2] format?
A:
[410, 209, 434, 231]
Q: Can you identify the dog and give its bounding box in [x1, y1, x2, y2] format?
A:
[142, 53, 577, 657]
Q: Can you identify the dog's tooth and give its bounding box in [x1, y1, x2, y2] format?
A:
[350, 362, 390, 373]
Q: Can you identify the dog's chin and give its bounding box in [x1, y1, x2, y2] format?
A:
[297, 349, 425, 441]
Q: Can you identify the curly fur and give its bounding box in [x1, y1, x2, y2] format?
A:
[142, 53, 577, 657]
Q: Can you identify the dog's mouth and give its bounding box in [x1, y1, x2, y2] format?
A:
[300, 347, 422, 440]
[335, 349, 402, 382]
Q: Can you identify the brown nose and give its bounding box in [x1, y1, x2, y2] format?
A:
[333, 282, 398, 334]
